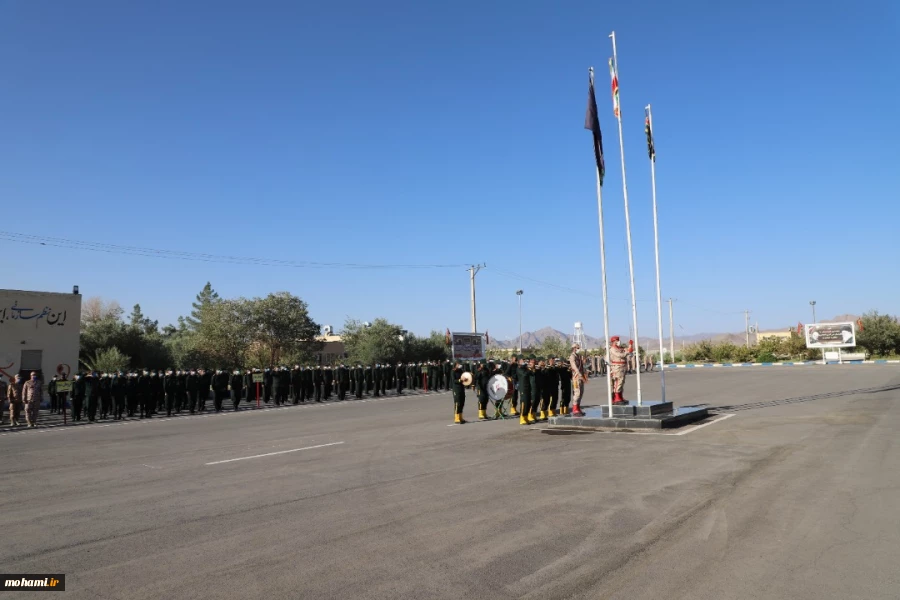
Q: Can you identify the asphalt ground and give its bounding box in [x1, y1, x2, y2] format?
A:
[3, 365, 900, 600]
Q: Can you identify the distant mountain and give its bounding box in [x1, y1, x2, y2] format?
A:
[489, 315, 859, 351]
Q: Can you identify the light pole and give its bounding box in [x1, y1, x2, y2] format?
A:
[516, 290, 524, 352]
[810, 300, 817, 324]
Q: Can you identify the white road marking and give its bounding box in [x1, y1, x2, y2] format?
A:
[205, 441, 345, 465]
[667, 412, 736, 435]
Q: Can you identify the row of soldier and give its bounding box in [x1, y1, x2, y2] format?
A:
[40, 362, 464, 423]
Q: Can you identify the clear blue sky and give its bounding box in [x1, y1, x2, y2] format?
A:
[2, 0, 898, 341]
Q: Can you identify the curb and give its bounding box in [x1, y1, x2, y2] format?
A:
[660, 360, 899, 369]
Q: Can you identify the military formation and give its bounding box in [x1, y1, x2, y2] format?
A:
[449, 339, 633, 426]
[3, 339, 637, 428]
[18, 362, 460, 425]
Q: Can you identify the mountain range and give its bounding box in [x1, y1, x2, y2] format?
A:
[489, 315, 860, 350]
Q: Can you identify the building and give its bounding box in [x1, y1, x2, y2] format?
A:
[314, 334, 346, 365]
[0, 288, 82, 393]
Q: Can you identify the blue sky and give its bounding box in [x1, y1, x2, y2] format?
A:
[2, 0, 897, 342]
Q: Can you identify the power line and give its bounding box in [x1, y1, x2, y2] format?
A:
[0, 232, 469, 270]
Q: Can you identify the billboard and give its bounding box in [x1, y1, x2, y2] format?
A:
[805, 322, 856, 349]
[451, 333, 486, 360]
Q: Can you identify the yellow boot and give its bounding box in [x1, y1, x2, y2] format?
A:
[538, 410, 547, 421]
[519, 414, 529, 425]
[454, 413, 461, 424]
[478, 409, 487, 420]
[548, 408, 557, 417]
[560, 406, 568, 415]
[457, 412, 467, 424]
[509, 404, 519, 416]
[526, 412, 536, 424]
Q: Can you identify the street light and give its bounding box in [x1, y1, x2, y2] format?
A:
[516, 290, 524, 352]
[810, 301, 817, 324]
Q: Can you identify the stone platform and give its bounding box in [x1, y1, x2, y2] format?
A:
[547, 401, 709, 430]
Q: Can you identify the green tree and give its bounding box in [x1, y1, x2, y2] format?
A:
[857, 311, 900, 357]
[81, 346, 131, 373]
[195, 299, 253, 368]
[246, 292, 322, 365]
[129, 303, 159, 336]
[342, 318, 405, 364]
[184, 282, 221, 331]
[409, 330, 451, 362]
[539, 336, 569, 358]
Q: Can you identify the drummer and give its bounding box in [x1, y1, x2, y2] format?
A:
[452, 360, 467, 424]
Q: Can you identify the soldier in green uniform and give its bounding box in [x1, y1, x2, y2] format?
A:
[291, 366, 302, 404]
[516, 358, 534, 425]
[164, 370, 177, 416]
[337, 364, 350, 400]
[547, 358, 561, 418]
[229, 369, 243, 411]
[198, 368, 211, 412]
[186, 369, 199, 413]
[354, 364, 364, 399]
[271, 367, 283, 406]
[99, 372, 112, 420]
[212, 369, 228, 412]
[323, 366, 334, 400]
[373, 364, 382, 397]
[112, 371, 126, 420]
[506, 356, 519, 416]
[313, 365, 323, 402]
[451, 361, 467, 424]
[365, 364, 373, 395]
[475, 362, 490, 420]
[395, 362, 405, 395]
[443, 360, 452, 391]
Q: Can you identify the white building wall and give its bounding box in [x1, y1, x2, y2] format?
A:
[0, 289, 82, 400]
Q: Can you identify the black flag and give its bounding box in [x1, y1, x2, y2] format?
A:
[644, 107, 656, 162]
[584, 73, 606, 187]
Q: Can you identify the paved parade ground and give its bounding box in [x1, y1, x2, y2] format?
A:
[4, 366, 900, 599]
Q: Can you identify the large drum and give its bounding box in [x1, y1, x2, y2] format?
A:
[487, 374, 513, 402]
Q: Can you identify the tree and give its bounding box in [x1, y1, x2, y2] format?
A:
[81, 297, 123, 325]
[184, 282, 221, 331]
[342, 318, 405, 365]
[409, 330, 451, 362]
[857, 311, 900, 357]
[540, 336, 569, 358]
[81, 347, 131, 374]
[195, 299, 253, 368]
[129, 304, 158, 336]
[246, 292, 322, 365]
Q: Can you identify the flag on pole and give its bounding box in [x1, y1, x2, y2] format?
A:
[584, 71, 606, 187]
[485, 330, 490, 345]
[608, 58, 620, 118]
[644, 107, 656, 161]
[445, 328, 452, 346]
[857, 318, 864, 332]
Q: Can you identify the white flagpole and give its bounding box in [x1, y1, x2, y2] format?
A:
[646, 104, 666, 403]
[609, 30, 642, 405]
[589, 67, 615, 418]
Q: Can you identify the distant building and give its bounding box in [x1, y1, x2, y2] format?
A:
[315, 334, 346, 365]
[0, 288, 82, 389]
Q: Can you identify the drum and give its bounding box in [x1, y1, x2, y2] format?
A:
[487, 374, 513, 402]
[460, 371, 473, 386]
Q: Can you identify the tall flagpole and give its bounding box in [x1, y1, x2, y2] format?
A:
[589, 67, 615, 418]
[646, 104, 666, 402]
[609, 30, 642, 405]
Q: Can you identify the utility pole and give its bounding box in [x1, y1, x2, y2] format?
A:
[468, 264, 486, 333]
[744, 310, 751, 348]
[668, 298, 675, 362]
[516, 290, 524, 352]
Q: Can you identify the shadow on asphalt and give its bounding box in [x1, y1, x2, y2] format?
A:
[714, 383, 900, 413]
